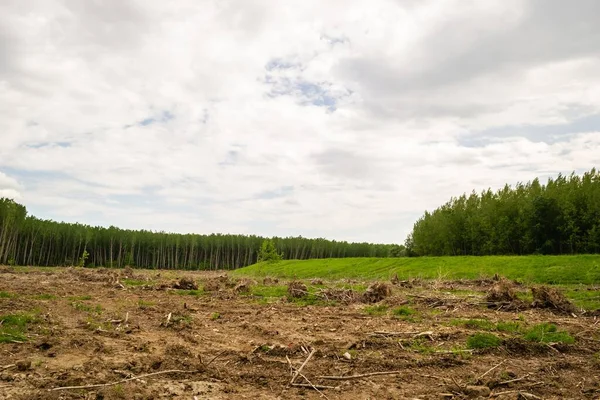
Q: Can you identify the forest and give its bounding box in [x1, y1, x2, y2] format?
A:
[406, 168, 600, 256]
[0, 198, 395, 269]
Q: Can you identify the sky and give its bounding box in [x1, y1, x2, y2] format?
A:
[1, 0, 600, 244]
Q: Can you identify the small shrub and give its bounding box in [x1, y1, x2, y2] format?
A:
[496, 321, 521, 333]
[523, 323, 574, 344]
[466, 333, 502, 349]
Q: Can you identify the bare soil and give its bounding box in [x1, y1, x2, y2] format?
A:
[1, 268, 599, 399]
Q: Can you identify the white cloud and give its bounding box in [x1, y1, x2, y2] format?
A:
[1, 0, 599, 244]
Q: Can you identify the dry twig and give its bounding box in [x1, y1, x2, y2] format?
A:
[290, 348, 316, 385]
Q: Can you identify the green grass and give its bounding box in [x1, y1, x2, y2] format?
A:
[68, 295, 92, 301]
[0, 291, 14, 298]
[234, 255, 600, 285]
[562, 288, 600, 310]
[122, 279, 148, 287]
[467, 333, 502, 349]
[523, 323, 575, 344]
[71, 302, 102, 314]
[250, 285, 288, 299]
[138, 300, 155, 309]
[0, 313, 34, 343]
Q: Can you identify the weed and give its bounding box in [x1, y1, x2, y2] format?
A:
[0, 291, 14, 298]
[523, 323, 574, 344]
[455, 319, 495, 330]
[122, 279, 147, 287]
[392, 306, 415, 316]
[210, 312, 221, 320]
[363, 305, 388, 316]
[495, 321, 521, 333]
[137, 300, 155, 309]
[0, 313, 34, 343]
[466, 333, 502, 349]
[71, 302, 102, 314]
[68, 295, 92, 301]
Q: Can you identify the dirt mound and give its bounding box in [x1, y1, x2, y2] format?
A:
[531, 285, 576, 314]
[203, 275, 235, 292]
[173, 277, 198, 290]
[287, 281, 308, 298]
[363, 282, 392, 303]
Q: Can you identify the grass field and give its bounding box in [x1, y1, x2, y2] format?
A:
[234, 255, 600, 284]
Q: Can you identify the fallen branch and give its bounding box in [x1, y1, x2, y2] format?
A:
[1, 364, 16, 370]
[49, 369, 198, 391]
[318, 370, 403, 381]
[497, 374, 531, 386]
[290, 349, 316, 385]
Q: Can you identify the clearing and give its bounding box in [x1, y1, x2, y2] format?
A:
[0, 265, 599, 399]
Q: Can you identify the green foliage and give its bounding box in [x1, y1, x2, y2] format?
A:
[210, 312, 221, 320]
[388, 244, 406, 257]
[257, 240, 282, 263]
[523, 323, 574, 344]
[78, 249, 89, 267]
[466, 333, 502, 349]
[0, 291, 13, 298]
[408, 169, 600, 256]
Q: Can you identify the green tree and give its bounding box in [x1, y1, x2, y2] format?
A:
[258, 239, 282, 262]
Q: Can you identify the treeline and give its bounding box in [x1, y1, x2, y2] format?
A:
[407, 168, 600, 256]
[0, 198, 395, 269]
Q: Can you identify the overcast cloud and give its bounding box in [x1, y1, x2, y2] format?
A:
[1, 0, 599, 244]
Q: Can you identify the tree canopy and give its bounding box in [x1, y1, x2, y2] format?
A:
[0, 198, 395, 269]
[406, 168, 600, 256]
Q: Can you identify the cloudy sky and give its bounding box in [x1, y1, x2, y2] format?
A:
[1, 0, 600, 244]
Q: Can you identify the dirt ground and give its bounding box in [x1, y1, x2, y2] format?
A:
[1, 267, 599, 400]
